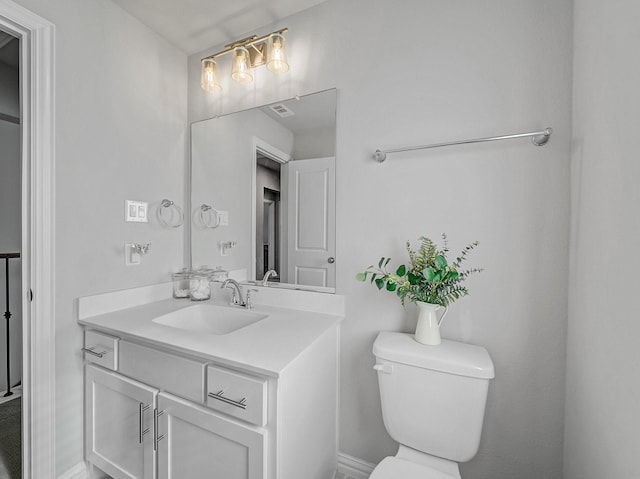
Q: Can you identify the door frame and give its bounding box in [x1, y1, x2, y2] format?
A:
[251, 137, 290, 282]
[0, 1, 55, 478]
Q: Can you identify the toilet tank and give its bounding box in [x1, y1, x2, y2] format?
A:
[373, 332, 494, 463]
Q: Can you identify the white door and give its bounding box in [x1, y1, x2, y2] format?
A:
[157, 393, 267, 479]
[286, 157, 336, 288]
[85, 364, 157, 479]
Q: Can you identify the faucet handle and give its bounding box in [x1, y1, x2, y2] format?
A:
[246, 289, 259, 310]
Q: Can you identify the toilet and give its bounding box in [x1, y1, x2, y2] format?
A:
[371, 332, 495, 479]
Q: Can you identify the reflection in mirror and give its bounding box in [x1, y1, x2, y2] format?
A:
[191, 89, 337, 292]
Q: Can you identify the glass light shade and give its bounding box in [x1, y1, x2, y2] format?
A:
[266, 33, 289, 74]
[231, 47, 253, 84]
[201, 58, 221, 92]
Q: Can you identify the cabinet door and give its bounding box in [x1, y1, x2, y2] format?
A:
[157, 392, 267, 479]
[85, 364, 157, 479]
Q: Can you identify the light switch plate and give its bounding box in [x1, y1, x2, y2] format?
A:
[125, 200, 148, 222]
[217, 210, 229, 226]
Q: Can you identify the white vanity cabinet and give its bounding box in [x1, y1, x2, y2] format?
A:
[156, 393, 266, 479]
[85, 364, 157, 479]
[83, 324, 338, 479]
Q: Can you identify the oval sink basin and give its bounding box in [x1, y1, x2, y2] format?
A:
[152, 304, 268, 335]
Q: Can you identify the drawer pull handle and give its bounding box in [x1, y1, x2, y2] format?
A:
[208, 390, 247, 410]
[154, 409, 165, 451]
[139, 403, 151, 444]
[82, 346, 107, 358]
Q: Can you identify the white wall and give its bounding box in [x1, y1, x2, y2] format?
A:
[13, 0, 188, 474]
[189, 1, 573, 477]
[0, 118, 22, 392]
[565, 1, 640, 477]
[293, 126, 334, 160]
[0, 54, 21, 394]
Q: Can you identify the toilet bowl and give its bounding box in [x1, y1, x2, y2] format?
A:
[371, 332, 495, 478]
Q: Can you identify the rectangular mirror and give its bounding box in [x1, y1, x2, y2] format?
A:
[191, 88, 337, 292]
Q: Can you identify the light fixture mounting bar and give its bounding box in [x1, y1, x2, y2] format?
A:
[202, 28, 289, 62]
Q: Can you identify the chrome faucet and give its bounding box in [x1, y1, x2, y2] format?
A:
[262, 269, 278, 286]
[221, 279, 246, 307]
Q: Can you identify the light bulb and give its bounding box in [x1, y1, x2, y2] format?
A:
[200, 58, 221, 92]
[267, 33, 289, 74]
[231, 47, 253, 84]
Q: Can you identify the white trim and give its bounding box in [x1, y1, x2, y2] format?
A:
[57, 462, 88, 479]
[336, 452, 376, 479]
[0, 2, 56, 478]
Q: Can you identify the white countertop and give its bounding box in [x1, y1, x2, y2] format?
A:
[79, 297, 342, 377]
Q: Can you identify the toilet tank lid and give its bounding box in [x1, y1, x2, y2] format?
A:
[373, 332, 495, 379]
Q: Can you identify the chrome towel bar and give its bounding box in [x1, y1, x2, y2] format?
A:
[373, 127, 553, 162]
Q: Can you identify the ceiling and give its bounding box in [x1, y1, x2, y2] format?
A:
[111, 0, 328, 55]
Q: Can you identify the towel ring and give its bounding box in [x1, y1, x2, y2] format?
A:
[158, 199, 183, 228]
[200, 204, 221, 228]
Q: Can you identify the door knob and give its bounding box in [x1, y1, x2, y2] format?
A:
[327, 257, 335, 264]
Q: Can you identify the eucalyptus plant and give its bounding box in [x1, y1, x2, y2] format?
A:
[356, 234, 482, 307]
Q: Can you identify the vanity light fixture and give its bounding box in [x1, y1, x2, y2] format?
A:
[200, 28, 289, 92]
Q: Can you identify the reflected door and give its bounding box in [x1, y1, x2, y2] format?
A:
[286, 157, 336, 288]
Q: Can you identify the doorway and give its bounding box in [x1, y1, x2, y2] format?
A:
[0, 2, 55, 478]
[0, 29, 22, 479]
[256, 154, 282, 281]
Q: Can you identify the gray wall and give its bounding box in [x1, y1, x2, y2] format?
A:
[13, 0, 188, 474]
[0, 57, 21, 391]
[565, 0, 640, 477]
[189, 1, 573, 478]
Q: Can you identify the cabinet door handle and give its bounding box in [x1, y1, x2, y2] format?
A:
[153, 409, 165, 451]
[82, 346, 107, 358]
[208, 390, 247, 410]
[139, 403, 150, 444]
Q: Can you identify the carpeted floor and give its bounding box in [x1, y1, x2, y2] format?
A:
[0, 396, 21, 479]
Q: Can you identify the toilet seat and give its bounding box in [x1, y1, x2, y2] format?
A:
[369, 457, 460, 479]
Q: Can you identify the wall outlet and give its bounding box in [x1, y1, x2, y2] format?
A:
[125, 200, 148, 222]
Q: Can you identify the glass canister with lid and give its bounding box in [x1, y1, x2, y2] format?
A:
[172, 268, 191, 299]
[189, 267, 212, 301]
[209, 266, 228, 282]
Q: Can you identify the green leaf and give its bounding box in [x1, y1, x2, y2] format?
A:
[423, 267, 436, 282]
[369, 273, 378, 283]
[355, 272, 367, 282]
[378, 257, 385, 268]
[435, 255, 447, 270]
[386, 282, 397, 292]
[446, 270, 459, 281]
[375, 278, 384, 290]
[396, 264, 406, 276]
[384, 257, 391, 267]
[408, 272, 419, 285]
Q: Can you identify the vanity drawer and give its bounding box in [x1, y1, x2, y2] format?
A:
[83, 330, 119, 370]
[206, 365, 267, 427]
[118, 340, 206, 404]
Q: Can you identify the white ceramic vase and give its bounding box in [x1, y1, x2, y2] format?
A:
[414, 301, 448, 345]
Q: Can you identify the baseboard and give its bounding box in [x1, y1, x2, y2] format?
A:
[63, 454, 374, 479]
[335, 452, 376, 479]
[57, 462, 88, 479]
